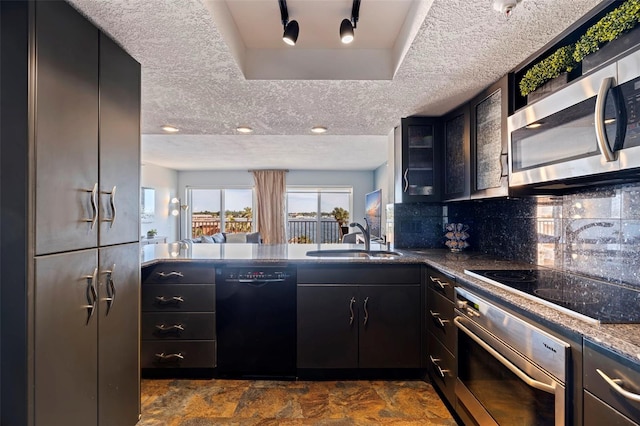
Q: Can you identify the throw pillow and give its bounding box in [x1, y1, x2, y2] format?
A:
[225, 233, 247, 243]
[201, 235, 215, 243]
[212, 233, 225, 243]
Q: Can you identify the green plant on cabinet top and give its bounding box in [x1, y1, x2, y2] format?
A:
[519, 45, 578, 97]
[573, 0, 640, 63]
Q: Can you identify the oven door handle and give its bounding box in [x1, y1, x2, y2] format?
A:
[454, 316, 556, 394]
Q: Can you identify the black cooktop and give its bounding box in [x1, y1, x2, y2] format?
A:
[465, 269, 640, 324]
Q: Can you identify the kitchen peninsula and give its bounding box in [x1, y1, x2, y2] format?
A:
[142, 243, 640, 425]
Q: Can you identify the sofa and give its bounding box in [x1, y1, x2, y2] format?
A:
[182, 232, 262, 244]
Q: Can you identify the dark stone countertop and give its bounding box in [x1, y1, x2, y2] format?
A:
[141, 243, 640, 367]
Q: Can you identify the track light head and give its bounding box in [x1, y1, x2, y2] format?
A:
[283, 20, 299, 46]
[340, 19, 354, 44]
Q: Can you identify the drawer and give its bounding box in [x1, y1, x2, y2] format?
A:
[142, 284, 215, 312]
[141, 340, 216, 369]
[427, 331, 456, 407]
[427, 288, 456, 352]
[584, 339, 640, 423]
[585, 390, 639, 426]
[142, 262, 215, 284]
[142, 312, 216, 340]
[426, 267, 455, 301]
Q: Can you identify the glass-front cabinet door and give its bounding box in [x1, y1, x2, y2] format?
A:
[471, 76, 509, 198]
[443, 104, 470, 201]
[397, 117, 442, 202]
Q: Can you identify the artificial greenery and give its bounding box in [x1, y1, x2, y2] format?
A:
[573, 0, 640, 63]
[519, 45, 577, 97]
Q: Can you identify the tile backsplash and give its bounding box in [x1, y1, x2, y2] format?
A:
[443, 183, 640, 287]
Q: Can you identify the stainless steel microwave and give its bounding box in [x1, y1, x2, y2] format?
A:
[508, 48, 640, 189]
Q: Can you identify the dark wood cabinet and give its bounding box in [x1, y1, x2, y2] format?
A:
[394, 117, 443, 203]
[297, 265, 422, 370]
[34, 0, 100, 256]
[35, 250, 99, 426]
[1, 2, 141, 425]
[442, 104, 471, 201]
[425, 267, 457, 406]
[141, 262, 217, 371]
[470, 75, 510, 199]
[98, 33, 141, 247]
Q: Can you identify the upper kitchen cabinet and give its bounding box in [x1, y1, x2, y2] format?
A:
[470, 75, 510, 199]
[394, 117, 443, 203]
[35, 1, 100, 255]
[442, 104, 471, 201]
[99, 33, 141, 246]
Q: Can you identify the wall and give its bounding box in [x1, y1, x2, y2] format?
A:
[177, 169, 376, 237]
[444, 182, 640, 287]
[141, 163, 179, 241]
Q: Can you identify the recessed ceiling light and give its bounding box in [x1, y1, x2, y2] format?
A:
[311, 126, 327, 134]
[236, 126, 253, 133]
[161, 125, 180, 133]
[526, 122, 543, 129]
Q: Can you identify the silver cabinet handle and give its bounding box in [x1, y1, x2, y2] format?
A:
[430, 310, 450, 328]
[157, 271, 184, 278]
[363, 297, 369, 326]
[155, 324, 185, 333]
[500, 153, 509, 178]
[349, 297, 356, 325]
[403, 168, 409, 192]
[101, 186, 117, 227]
[595, 77, 617, 162]
[429, 275, 450, 290]
[429, 355, 450, 378]
[155, 296, 184, 305]
[454, 317, 556, 394]
[83, 268, 98, 325]
[596, 368, 640, 402]
[102, 263, 116, 315]
[154, 352, 184, 361]
[83, 183, 98, 229]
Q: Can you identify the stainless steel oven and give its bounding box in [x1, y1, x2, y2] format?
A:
[508, 48, 640, 188]
[454, 287, 570, 425]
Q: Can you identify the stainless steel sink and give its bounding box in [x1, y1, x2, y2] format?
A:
[305, 249, 402, 258]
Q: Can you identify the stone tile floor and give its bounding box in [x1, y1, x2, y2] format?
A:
[139, 379, 458, 425]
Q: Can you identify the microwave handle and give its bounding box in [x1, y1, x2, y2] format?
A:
[595, 77, 617, 162]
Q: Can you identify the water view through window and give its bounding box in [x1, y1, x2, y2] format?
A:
[188, 188, 253, 237]
[287, 189, 351, 244]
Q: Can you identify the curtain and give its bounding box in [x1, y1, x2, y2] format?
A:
[252, 170, 287, 244]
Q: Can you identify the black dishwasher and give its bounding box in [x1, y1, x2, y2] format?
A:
[216, 266, 297, 378]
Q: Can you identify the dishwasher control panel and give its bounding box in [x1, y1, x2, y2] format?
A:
[218, 267, 294, 282]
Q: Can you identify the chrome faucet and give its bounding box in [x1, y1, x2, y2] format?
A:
[349, 218, 370, 251]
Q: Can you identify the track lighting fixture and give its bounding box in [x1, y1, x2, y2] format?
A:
[340, 0, 360, 44]
[278, 0, 299, 46]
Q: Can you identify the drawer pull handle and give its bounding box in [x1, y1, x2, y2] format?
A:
[83, 268, 98, 325]
[363, 297, 369, 326]
[349, 297, 356, 325]
[596, 368, 640, 402]
[429, 310, 449, 328]
[429, 355, 450, 378]
[155, 296, 184, 305]
[429, 275, 450, 290]
[154, 352, 184, 362]
[101, 186, 117, 227]
[157, 271, 184, 278]
[82, 183, 99, 229]
[155, 324, 185, 333]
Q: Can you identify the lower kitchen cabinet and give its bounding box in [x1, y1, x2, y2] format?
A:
[425, 267, 457, 407]
[141, 262, 216, 373]
[34, 244, 139, 426]
[583, 339, 640, 424]
[297, 265, 422, 370]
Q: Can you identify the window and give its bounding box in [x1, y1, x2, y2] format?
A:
[286, 187, 352, 243]
[187, 188, 254, 238]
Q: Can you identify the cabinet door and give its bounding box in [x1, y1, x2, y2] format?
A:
[358, 285, 421, 368]
[35, 1, 99, 255]
[297, 285, 358, 369]
[98, 243, 140, 426]
[470, 75, 509, 199]
[99, 34, 141, 246]
[35, 249, 98, 426]
[399, 117, 442, 202]
[443, 104, 470, 201]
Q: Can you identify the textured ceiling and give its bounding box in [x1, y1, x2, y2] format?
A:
[67, 0, 605, 171]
